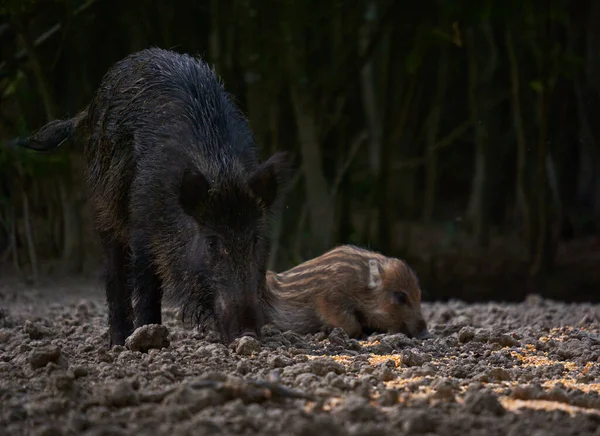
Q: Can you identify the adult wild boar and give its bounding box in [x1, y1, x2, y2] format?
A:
[13, 48, 289, 347]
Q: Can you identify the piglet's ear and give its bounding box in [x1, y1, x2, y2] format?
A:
[367, 259, 383, 290]
[248, 151, 290, 210]
[179, 167, 210, 216]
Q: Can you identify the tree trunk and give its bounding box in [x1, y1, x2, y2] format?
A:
[0, 207, 9, 266]
[10, 206, 21, 275]
[422, 47, 448, 223]
[268, 170, 301, 271]
[266, 100, 285, 270]
[359, 0, 383, 177]
[13, 19, 57, 121]
[378, 22, 420, 251]
[530, 92, 554, 277]
[289, 86, 334, 254]
[22, 190, 39, 282]
[579, 4, 600, 232]
[338, 171, 352, 244]
[293, 203, 309, 263]
[574, 81, 600, 235]
[506, 28, 531, 254]
[158, 1, 174, 48]
[465, 27, 491, 247]
[58, 178, 83, 273]
[209, 0, 221, 70]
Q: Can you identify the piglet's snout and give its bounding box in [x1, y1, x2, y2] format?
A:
[414, 318, 432, 339]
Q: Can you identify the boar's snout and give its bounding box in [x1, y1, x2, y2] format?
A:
[213, 287, 264, 344]
[416, 328, 432, 340]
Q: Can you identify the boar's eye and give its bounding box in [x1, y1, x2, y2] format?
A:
[393, 292, 408, 305]
[205, 236, 223, 254]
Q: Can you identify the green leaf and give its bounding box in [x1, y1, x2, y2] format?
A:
[431, 28, 453, 44]
[405, 50, 422, 74]
[530, 80, 544, 94]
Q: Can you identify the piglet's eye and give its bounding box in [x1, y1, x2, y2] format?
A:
[394, 292, 408, 305]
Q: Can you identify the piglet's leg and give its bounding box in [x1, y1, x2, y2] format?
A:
[315, 296, 363, 338]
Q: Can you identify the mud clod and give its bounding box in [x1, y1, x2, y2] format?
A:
[458, 326, 476, 343]
[106, 381, 140, 408]
[23, 320, 50, 340]
[464, 391, 506, 416]
[328, 328, 350, 347]
[333, 395, 379, 422]
[235, 336, 261, 356]
[52, 371, 75, 393]
[125, 324, 170, 352]
[29, 345, 62, 369]
[399, 349, 427, 367]
[401, 411, 437, 434]
[431, 378, 458, 401]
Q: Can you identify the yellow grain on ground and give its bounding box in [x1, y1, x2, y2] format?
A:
[304, 354, 353, 365]
[539, 327, 575, 343]
[509, 350, 578, 371]
[499, 397, 600, 417]
[386, 382, 437, 404]
[368, 355, 402, 367]
[304, 352, 452, 369]
[359, 341, 383, 350]
[542, 380, 600, 395]
[383, 376, 436, 396]
[330, 355, 353, 365]
[304, 396, 344, 413]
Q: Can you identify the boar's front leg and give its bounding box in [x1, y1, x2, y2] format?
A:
[130, 233, 163, 328]
[101, 232, 134, 347]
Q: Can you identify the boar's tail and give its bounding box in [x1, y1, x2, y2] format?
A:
[10, 107, 88, 152]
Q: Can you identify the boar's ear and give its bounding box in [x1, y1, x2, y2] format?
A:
[249, 151, 290, 210]
[367, 259, 383, 290]
[179, 167, 210, 216]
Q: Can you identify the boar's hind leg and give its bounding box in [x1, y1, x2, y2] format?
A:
[130, 240, 163, 328]
[101, 233, 134, 347]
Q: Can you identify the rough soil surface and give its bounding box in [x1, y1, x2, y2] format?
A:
[1, 278, 600, 436]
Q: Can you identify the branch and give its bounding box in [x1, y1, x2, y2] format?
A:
[319, 95, 346, 141]
[330, 130, 368, 198]
[394, 121, 470, 170]
[13, 17, 56, 120]
[0, 0, 99, 73]
[479, 21, 498, 83]
[329, 0, 401, 101]
[393, 94, 507, 170]
[354, 4, 396, 76]
[50, 5, 74, 72]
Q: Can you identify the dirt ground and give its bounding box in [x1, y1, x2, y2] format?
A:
[1, 278, 599, 436]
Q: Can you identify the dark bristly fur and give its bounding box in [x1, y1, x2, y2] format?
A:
[265, 245, 430, 339]
[12, 48, 290, 347]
